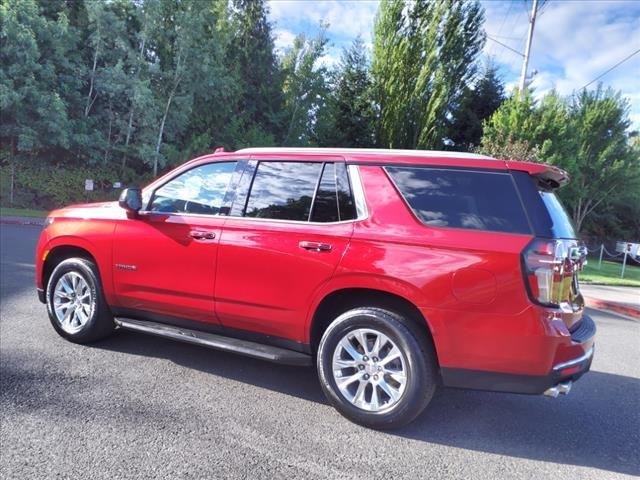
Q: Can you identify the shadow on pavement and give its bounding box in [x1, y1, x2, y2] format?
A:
[93, 330, 640, 476]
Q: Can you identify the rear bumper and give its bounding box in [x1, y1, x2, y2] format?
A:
[441, 314, 596, 395]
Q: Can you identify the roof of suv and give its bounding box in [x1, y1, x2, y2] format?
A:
[231, 147, 568, 185]
[236, 147, 493, 160]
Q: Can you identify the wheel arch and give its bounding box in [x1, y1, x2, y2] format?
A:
[42, 243, 100, 294]
[308, 287, 438, 364]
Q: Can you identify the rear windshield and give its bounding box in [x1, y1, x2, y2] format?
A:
[511, 171, 577, 239]
[386, 167, 531, 234]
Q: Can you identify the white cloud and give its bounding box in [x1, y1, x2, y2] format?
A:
[273, 28, 297, 52]
[483, 0, 640, 129]
[269, 1, 640, 129]
[268, 0, 379, 43]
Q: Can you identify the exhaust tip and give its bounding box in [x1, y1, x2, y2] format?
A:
[544, 381, 572, 398]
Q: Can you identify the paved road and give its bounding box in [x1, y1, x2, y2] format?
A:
[1, 224, 639, 479]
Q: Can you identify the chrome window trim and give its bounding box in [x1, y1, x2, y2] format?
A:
[138, 163, 369, 225]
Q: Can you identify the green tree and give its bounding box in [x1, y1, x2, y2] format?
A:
[227, 0, 283, 144]
[372, 0, 485, 149]
[445, 61, 504, 151]
[146, 0, 230, 175]
[316, 36, 375, 147]
[281, 28, 330, 146]
[0, 0, 74, 202]
[480, 87, 640, 236]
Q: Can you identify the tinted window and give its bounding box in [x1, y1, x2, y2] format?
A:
[244, 162, 322, 221]
[228, 160, 257, 217]
[511, 171, 576, 239]
[337, 163, 357, 220]
[311, 163, 339, 222]
[387, 167, 531, 234]
[149, 162, 236, 215]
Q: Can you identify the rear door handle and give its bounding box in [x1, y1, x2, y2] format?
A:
[189, 230, 216, 240]
[299, 241, 332, 252]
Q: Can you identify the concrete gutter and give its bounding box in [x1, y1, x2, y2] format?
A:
[584, 297, 640, 319]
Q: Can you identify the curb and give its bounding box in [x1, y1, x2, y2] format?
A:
[0, 217, 45, 227]
[585, 297, 640, 320]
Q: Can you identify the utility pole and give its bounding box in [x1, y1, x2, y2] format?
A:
[519, 0, 538, 99]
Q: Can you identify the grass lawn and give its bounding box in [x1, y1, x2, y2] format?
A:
[0, 207, 49, 218]
[580, 259, 640, 287]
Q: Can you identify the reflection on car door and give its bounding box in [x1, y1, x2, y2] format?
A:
[215, 158, 356, 342]
[112, 161, 237, 324]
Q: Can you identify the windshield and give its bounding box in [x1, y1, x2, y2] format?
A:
[539, 191, 576, 239]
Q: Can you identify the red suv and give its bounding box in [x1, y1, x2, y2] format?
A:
[36, 148, 595, 428]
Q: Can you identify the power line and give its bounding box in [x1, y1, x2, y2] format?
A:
[486, 34, 524, 58]
[580, 48, 640, 90]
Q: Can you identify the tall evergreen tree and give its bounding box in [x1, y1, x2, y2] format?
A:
[316, 37, 375, 147]
[227, 0, 283, 144]
[445, 62, 504, 151]
[372, 0, 485, 149]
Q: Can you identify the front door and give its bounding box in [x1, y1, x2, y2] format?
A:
[112, 161, 237, 324]
[215, 159, 357, 341]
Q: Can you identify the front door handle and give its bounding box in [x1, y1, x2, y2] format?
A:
[299, 241, 332, 252]
[189, 230, 216, 240]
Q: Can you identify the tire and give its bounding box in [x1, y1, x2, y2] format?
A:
[46, 257, 115, 343]
[317, 307, 437, 429]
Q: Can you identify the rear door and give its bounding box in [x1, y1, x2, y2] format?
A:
[214, 156, 356, 341]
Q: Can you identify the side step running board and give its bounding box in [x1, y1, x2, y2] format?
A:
[114, 317, 312, 367]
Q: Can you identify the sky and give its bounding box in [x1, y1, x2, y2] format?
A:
[267, 0, 640, 130]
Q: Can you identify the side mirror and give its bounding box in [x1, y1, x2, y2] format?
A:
[119, 188, 143, 216]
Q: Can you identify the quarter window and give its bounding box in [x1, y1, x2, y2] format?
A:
[149, 162, 236, 215]
[386, 167, 531, 234]
[311, 163, 340, 222]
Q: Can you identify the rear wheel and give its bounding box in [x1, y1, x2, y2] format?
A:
[46, 258, 114, 343]
[317, 307, 437, 429]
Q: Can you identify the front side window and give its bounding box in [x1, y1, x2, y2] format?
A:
[244, 162, 323, 221]
[386, 167, 531, 234]
[149, 162, 236, 215]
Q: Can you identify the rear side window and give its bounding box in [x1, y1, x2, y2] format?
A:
[244, 162, 323, 221]
[386, 167, 531, 234]
[311, 163, 340, 222]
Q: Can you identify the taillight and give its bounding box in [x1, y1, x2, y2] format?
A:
[522, 238, 579, 307]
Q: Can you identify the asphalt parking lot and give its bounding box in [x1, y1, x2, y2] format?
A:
[1, 223, 639, 479]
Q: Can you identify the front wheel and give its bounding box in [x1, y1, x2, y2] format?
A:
[317, 308, 438, 429]
[46, 258, 115, 343]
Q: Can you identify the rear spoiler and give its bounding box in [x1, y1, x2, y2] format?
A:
[505, 160, 570, 189]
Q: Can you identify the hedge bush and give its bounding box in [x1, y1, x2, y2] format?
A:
[0, 162, 152, 210]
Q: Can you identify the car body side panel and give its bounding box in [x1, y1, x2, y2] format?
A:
[37, 206, 121, 305]
[112, 213, 226, 324]
[215, 217, 353, 342]
[329, 165, 565, 376]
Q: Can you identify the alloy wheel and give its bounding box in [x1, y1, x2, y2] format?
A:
[331, 328, 407, 412]
[53, 272, 93, 334]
